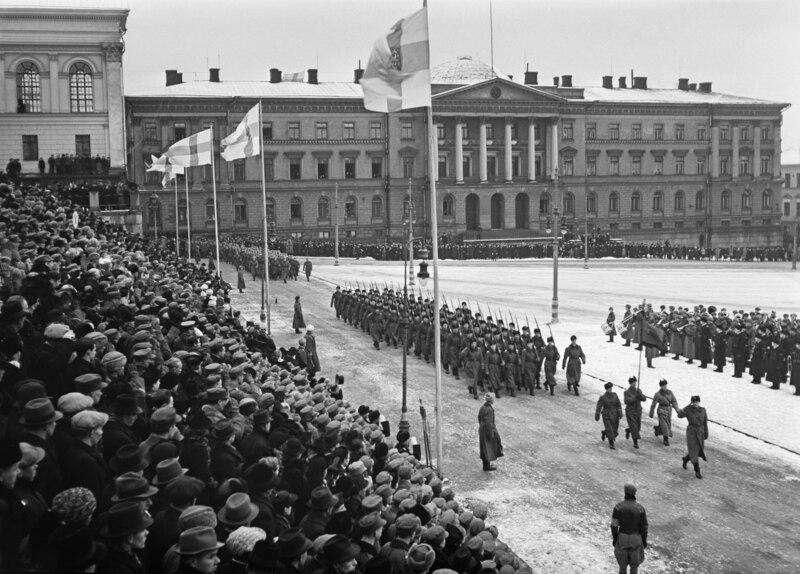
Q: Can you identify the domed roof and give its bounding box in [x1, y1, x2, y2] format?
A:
[431, 56, 509, 85]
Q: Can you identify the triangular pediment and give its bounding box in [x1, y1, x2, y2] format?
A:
[433, 77, 567, 104]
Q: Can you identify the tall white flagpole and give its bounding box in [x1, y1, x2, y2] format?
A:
[174, 176, 179, 257]
[185, 173, 192, 260]
[258, 100, 272, 334]
[210, 124, 221, 278]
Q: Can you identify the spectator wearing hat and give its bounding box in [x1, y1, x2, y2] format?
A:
[209, 420, 243, 484]
[140, 406, 183, 466]
[44, 523, 108, 573]
[293, 296, 305, 334]
[0, 439, 26, 569]
[379, 512, 421, 571]
[97, 500, 153, 574]
[0, 296, 29, 375]
[273, 489, 298, 537]
[51, 486, 97, 528]
[300, 486, 339, 541]
[103, 394, 144, 463]
[276, 527, 312, 572]
[321, 534, 360, 574]
[0, 336, 25, 403]
[405, 542, 436, 574]
[677, 396, 709, 479]
[74, 373, 107, 407]
[648, 380, 680, 446]
[355, 511, 386, 569]
[478, 393, 502, 472]
[13, 442, 48, 531]
[423, 524, 451, 572]
[238, 409, 270, 467]
[62, 409, 109, 496]
[18, 396, 63, 503]
[30, 322, 74, 398]
[610, 484, 648, 574]
[243, 462, 279, 535]
[623, 377, 647, 449]
[595, 382, 623, 450]
[67, 337, 101, 384]
[305, 325, 320, 374]
[221, 526, 266, 574]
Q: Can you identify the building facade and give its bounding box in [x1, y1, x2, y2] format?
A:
[781, 162, 800, 241]
[126, 57, 789, 247]
[0, 5, 128, 175]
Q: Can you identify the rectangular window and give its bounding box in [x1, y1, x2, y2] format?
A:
[262, 123, 273, 140]
[587, 194, 596, 214]
[288, 122, 300, 139]
[461, 124, 470, 139]
[562, 156, 574, 176]
[370, 121, 382, 139]
[512, 156, 520, 178]
[609, 124, 619, 140]
[675, 125, 684, 140]
[233, 159, 246, 181]
[402, 157, 414, 178]
[562, 122, 573, 140]
[586, 123, 596, 140]
[438, 155, 447, 178]
[720, 156, 729, 175]
[75, 134, 91, 157]
[463, 156, 472, 178]
[343, 122, 355, 139]
[675, 156, 685, 174]
[401, 121, 413, 139]
[345, 230, 357, 238]
[436, 124, 446, 139]
[318, 231, 330, 239]
[485, 123, 495, 140]
[290, 231, 303, 239]
[697, 126, 706, 140]
[289, 158, 302, 180]
[316, 122, 328, 139]
[487, 156, 497, 178]
[318, 200, 329, 219]
[632, 156, 641, 175]
[344, 201, 356, 219]
[784, 202, 791, 217]
[610, 156, 619, 176]
[372, 199, 383, 218]
[720, 126, 729, 141]
[631, 195, 641, 212]
[234, 201, 247, 222]
[609, 222, 619, 232]
[654, 124, 664, 140]
[174, 122, 186, 141]
[144, 122, 157, 142]
[264, 158, 274, 180]
[742, 219, 750, 226]
[344, 157, 356, 179]
[22, 135, 38, 161]
[632, 222, 641, 230]
[741, 126, 749, 140]
[587, 157, 596, 176]
[761, 126, 771, 141]
[740, 156, 750, 175]
[720, 220, 730, 227]
[697, 157, 706, 175]
[371, 157, 383, 178]
[785, 174, 791, 187]
[653, 221, 663, 229]
[696, 220, 705, 228]
[654, 156, 663, 175]
[290, 202, 302, 219]
[631, 124, 641, 140]
[761, 155, 771, 174]
[317, 158, 328, 179]
[762, 219, 772, 226]
[675, 221, 684, 228]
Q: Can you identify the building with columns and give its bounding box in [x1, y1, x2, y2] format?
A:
[0, 4, 128, 175]
[126, 56, 789, 247]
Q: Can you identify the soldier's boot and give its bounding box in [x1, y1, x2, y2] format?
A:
[653, 425, 660, 437]
[714, 367, 723, 373]
[549, 385, 554, 396]
[625, 428, 631, 440]
[673, 354, 681, 360]
[374, 340, 380, 350]
[750, 377, 760, 384]
[567, 382, 572, 391]
[693, 461, 703, 479]
[508, 386, 515, 397]
[686, 359, 694, 364]
[453, 367, 460, 380]
[699, 362, 707, 369]
[473, 387, 479, 400]
[609, 440, 615, 450]
[608, 335, 614, 343]
[682, 455, 690, 470]
[529, 386, 535, 396]
[633, 439, 639, 449]
[663, 437, 670, 446]
[495, 389, 501, 398]
[623, 342, 631, 347]
[574, 386, 579, 396]
[601, 430, 606, 442]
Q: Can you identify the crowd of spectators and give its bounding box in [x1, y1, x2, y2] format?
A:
[4, 155, 111, 185]
[0, 180, 529, 574]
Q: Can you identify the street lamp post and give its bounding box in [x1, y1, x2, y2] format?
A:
[399, 198, 416, 433]
[149, 193, 159, 243]
[547, 173, 566, 323]
[793, 215, 798, 271]
[584, 195, 589, 269]
[334, 183, 340, 266]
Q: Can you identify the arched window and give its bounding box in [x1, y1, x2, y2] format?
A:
[609, 192, 619, 213]
[442, 194, 454, 217]
[586, 192, 597, 214]
[291, 197, 303, 220]
[631, 191, 641, 212]
[695, 190, 705, 210]
[742, 190, 752, 210]
[69, 62, 93, 113]
[721, 189, 731, 211]
[371, 195, 383, 219]
[539, 191, 550, 215]
[317, 197, 329, 219]
[761, 189, 772, 210]
[674, 190, 685, 211]
[234, 198, 247, 223]
[653, 191, 663, 212]
[16, 62, 41, 112]
[563, 192, 574, 214]
[344, 196, 357, 220]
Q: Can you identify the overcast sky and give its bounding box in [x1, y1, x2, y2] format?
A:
[28, 0, 800, 160]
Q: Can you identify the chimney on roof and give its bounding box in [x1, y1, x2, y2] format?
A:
[354, 68, 364, 83]
[618, 76, 627, 89]
[678, 78, 690, 91]
[689, 83, 697, 91]
[524, 70, 538, 85]
[209, 68, 220, 83]
[561, 75, 573, 88]
[269, 68, 282, 83]
[602, 75, 613, 89]
[307, 69, 318, 85]
[165, 69, 182, 87]
[632, 76, 648, 89]
[698, 82, 712, 93]
[553, 76, 560, 87]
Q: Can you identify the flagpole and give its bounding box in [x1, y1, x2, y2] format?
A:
[185, 173, 191, 260]
[210, 124, 221, 278]
[174, 176, 179, 257]
[258, 100, 272, 335]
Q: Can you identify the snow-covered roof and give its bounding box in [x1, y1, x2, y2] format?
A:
[128, 81, 364, 99]
[579, 86, 786, 106]
[431, 55, 509, 84]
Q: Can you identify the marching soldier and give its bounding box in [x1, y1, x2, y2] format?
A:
[623, 376, 646, 449]
[532, 328, 545, 389]
[461, 338, 483, 399]
[503, 343, 519, 397]
[677, 395, 708, 479]
[622, 304, 633, 347]
[520, 340, 539, 396]
[484, 342, 503, 397]
[595, 382, 623, 449]
[542, 337, 560, 396]
[562, 335, 586, 396]
[648, 379, 680, 446]
[606, 307, 617, 343]
[610, 484, 648, 574]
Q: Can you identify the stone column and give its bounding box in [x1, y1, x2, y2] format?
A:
[732, 124, 740, 178]
[432, 117, 440, 181]
[527, 119, 537, 182]
[479, 118, 488, 183]
[753, 125, 761, 178]
[550, 120, 559, 177]
[102, 42, 126, 170]
[48, 54, 59, 113]
[774, 123, 781, 176]
[711, 126, 720, 178]
[504, 118, 513, 182]
[455, 118, 464, 183]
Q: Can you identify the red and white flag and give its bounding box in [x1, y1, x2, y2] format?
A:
[360, 7, 431, 113]
[165, 129, 213, 167]
[221, 103, 261, 161]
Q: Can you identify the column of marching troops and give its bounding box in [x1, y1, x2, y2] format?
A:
[613, 303, 800, 394]
[330, 286, 589, 399]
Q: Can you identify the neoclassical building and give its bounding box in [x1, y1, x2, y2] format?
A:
[126, 56, 789, 247]
[0, 4, 128, 174]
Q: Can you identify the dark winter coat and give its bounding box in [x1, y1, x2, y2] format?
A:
[478, 401, 502, 462]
